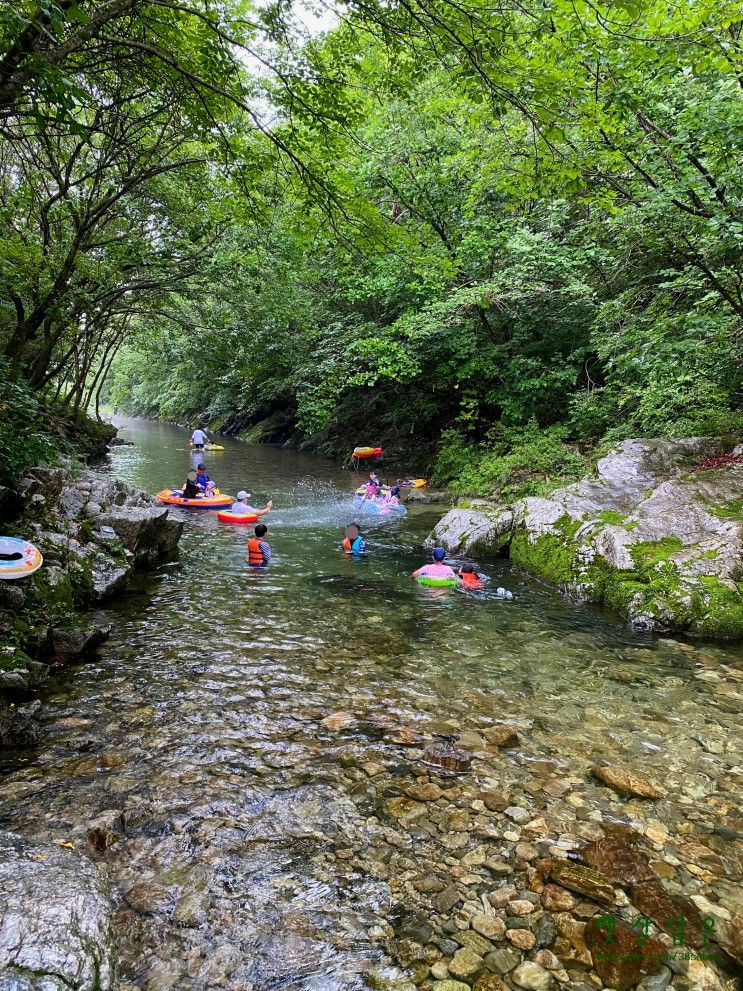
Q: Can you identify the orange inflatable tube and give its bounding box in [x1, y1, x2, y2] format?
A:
[216, 511, 259, 524]
[157, 489, 232, 509]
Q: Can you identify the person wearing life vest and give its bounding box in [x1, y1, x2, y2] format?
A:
[247, 523, 271, 568]
[458, 563, 483, 589]
[342, 523, 366, 555]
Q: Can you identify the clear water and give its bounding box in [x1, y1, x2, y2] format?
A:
[1, 419, 741, 990]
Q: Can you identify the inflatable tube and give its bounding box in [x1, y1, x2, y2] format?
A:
[416, 576, 459, 587]
[352, 498, 406, 515]
[157, 489, 232, 509]
[217, 511, 259, 524]
[353, 446, 383, 459]
[399, 478, 426, 489]
[0, 536, 43, 580]
[204, 443, 224, 451]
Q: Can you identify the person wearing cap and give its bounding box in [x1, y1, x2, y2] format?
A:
[383, 484, 401, 506]
[412, 546, 458, 581]
[230, 490, 273, 517]
[195, 463, 211, 490]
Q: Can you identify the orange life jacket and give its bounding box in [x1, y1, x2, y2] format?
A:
[342, 537, 352, 552]
[460, 571, 482, 589]
[247, 537, 268, 566]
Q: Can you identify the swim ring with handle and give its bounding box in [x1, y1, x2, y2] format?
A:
[416, 576, 459, 587]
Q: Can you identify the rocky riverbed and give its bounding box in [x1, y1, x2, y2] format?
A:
[430, 438, 743, 640]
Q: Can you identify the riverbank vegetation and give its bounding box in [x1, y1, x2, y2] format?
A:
[2, 0, 742, 496]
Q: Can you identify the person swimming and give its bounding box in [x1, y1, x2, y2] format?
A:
[458, 563, 483, 589]
[412, 546, 458, 581]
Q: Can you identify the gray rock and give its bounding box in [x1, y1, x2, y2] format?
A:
[48, 624, 110, 662]
[636, 967, 673, 991]
[504, 806, 530, 824]
[511, 961, 552, 990]
[0, 700, 41, 746]
[436, 437, 743, 639]
[97, 506, 182, 566]
[429, 507, 514, 554]
[0, 830, 115, 990]
[484, 947, 521, 974]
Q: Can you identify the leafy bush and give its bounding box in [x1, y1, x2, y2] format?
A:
[0, 365, 56, 487]
[433, 422, 589, 499]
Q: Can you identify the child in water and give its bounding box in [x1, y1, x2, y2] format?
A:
[458, 563, 483, 589]
[383, 484, 401, 506]
[342, 523, 366, 555]
[247, 523, 271, 568]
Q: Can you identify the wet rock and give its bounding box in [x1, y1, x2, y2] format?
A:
[591, 764, 664, 799]
[472, 914, 506, 940]
[508, 900, 535, 916]
[474, 976, 509, 991]
[504, 806, 530, 824]
[511, 961, 552, 990]
[200, 944, 241, 985]
[433, 982, 470, 991]
[542, 859, 616, 905]
[424, 744, 473, 774]
[0, 830, 115, 990]
[408, 782, 443, 801]
[124, 880, 174, 915]
[0, 699, 41, 746]
[533, 950, 561, 971]
[448, 947, 484, 980]
[541, 884, 577, 912]
[429, 507, 514, 555]
[386, 797, 426, 821]
[481, 790, 509, 812]
[456, 931, 494, 956]
[173, 890, 210, 927]
[484, 947, 520, 974]
[585, 916, 665, 991]
[436, 885, 463, 914]
[482, 725, 520, 748]
[321, 711, 356, 730]
[48, 624, 110, 662]
[533, 915, 556, 950]
[636, 968, 672, 991]
[574, 837, 655, 886]
[507, 929, 536, 950]
[631, 879, 706, 948]
[97, 506, 182, 566]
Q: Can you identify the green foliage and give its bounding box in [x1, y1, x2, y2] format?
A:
[0, 364, 56, 486]
[433, 424, 588, 499]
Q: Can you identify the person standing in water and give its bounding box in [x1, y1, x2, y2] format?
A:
[190, 426, 211, 450]
[247, 524, 271, 568]
[342, 523, 366, 555]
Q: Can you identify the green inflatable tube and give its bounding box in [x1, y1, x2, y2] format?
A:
[416, 576, 459, 587]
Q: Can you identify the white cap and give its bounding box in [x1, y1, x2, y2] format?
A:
[237, 490, 250, 500]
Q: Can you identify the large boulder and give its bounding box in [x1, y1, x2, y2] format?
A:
[0, 831, 116, 990]
[97, 505, 182, 566]
[429, 506, 513, 554]
[432, 438, 743, 638]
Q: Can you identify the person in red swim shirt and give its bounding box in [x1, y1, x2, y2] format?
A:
[458, 563, 483, 589]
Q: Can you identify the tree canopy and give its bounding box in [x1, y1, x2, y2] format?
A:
[1, 0, 742, 491]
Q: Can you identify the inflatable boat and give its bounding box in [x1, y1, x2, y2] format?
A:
[157, 490, 232, 509]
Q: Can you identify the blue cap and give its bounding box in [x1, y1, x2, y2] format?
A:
[433, 547, 446, 561]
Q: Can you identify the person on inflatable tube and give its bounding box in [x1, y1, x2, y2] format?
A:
[412, 546, 458, 583]
[247, 523, 271, 568]
[230, 490, 273, 517]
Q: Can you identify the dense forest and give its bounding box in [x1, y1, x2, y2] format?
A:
[1, 0, 742, 494]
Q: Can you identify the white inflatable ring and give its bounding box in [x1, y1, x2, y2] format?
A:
[0, 536, 43, 580]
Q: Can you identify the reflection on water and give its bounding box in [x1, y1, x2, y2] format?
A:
[0, 419, 741, 990]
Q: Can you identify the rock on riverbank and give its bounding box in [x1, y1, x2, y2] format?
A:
[1, 464, 183, 744]
[0, 830, 116, 990]
[430, 437, 743, 639]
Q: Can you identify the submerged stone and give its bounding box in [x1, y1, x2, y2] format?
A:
[574, 837, 655, 886]
[542, 859, 616, 906]
[590, 764, 664, 799]
[585, 916, 665, 991]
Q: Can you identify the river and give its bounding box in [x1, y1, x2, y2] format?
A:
[1, 418, 741, 991]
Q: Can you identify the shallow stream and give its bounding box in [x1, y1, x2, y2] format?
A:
[1, 419, 741, 991]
